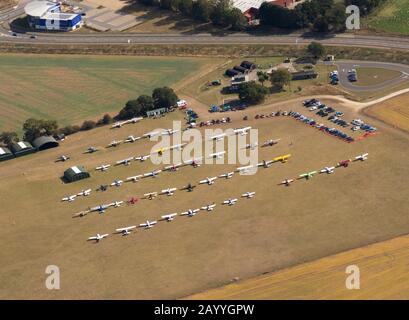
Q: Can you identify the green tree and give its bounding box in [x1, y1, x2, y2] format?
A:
[22, 118, 58, 142]
[102, 114, 113, 125]
[210, 0, 231, 26]
[178, 0, 193, 14]
[192, 0, 212, 22]
[238, 82, 269, 104]
[0, 131, 19, 147]
[307, 41, 326, 59]
[270, 69, 291, 91]
[257, 71, 269, 86]
[226, 7, 247, 30]
[152, 87, 178, 109]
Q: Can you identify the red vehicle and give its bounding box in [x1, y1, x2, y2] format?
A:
[127, 197, 139, 205]
[337, 159, 351, 167]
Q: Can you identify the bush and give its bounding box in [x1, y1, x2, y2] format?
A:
[81, 120, 97, 131]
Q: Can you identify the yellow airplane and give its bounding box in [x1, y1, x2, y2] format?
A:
[273, 154, 291, 163]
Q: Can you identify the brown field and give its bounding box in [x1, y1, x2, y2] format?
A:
[365, 92, 409, 133]
[186, 233, 409, 299]
[1, 93, 409, 299]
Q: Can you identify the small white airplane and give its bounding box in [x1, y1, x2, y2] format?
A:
[108, 140, 122, 147]
[109, 201, 124, 208]
[236, 165, 255, 174]
[126, 175, 143, 183]
[184, 157, 203, 167]
[72, 210, 90, 218]
[208, 151, 225, 159]
[62, 195, 77, 202]
[320, 166, 335, 174]
[143, 192, 158, 200]
[85, 147, 98, 154]
[180, 208, 200, 217]
[56, 155, 70, 162]
[219, 172, 234, 179]
[125, 135, 141, 143]
[200, 177, 218, 185]
[88, 233, 109, 242]
[210, 133, 226, 141]
[233, 126, 251, 136]
[143, 131, 160, 139]
[355, 153, 369, 161]
[279, 179, 294, 186]
[112, 122, 123, 129]
[116, 157, 133, 166]
[143, 170, 162, 178]
[128, 117, 143, 123]
[257, 160, 274, 168]
[95, 164, 111, 172]
[161, 213, 178, 222]
[110, 180, 123, 187]
[160, 187, 177, 196]
[244, 142, 258, 150]
[164, 163, 182, 171]
[135, 154, 151, 162]
[162, 128, 179, 136]
[262, 139, 281, 147]
[139, 220, 157, 229]
[169, 143, 186, 151]
[115, 226, 136, 236]
[77, 189, 92, 196]
[299, 171, 318, 180]
[201, 203, 216, 211]
[223, 198, 238, 206]
[89, 204, 110, 214]
[242, 191, 256, 199]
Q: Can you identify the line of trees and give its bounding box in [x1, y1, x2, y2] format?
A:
[137, 0, 247, 30]
[259, 0, 385, 32]
[0, 86, 179, 147]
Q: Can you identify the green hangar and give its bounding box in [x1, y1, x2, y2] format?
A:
[63, 166, 90, 183]
[32, 136, 59, 151]
[10, 141, 37, 157]
[0, 147, 14, 162]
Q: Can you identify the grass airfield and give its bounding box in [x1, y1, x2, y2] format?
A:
[1, 97, 409, 299]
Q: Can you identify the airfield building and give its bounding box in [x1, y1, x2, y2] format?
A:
[64, 166, 90, 183]
[10, 141, 37, 157]
[0, 147, 14, 162]
[32, 136, 59, 151]
[24, 0, 82, 31]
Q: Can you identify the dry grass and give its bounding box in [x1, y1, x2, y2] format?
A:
[355, 68, 402, 87]
[364, 92, 409, 133]
[1, 95, 409, 299]
[186, 234, 409, 300]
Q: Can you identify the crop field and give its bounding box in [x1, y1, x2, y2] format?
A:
[1, 95, 409, 299]
[367, 0, 409, 35]
[365, 92, 409, 132]
[187, 234, 409, 300]
[0, 54, 218, 133]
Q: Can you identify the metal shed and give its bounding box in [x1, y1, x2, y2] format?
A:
[10, 141, 37, 157]
[0, 146, 14, 162]
[33, 136, 59, 151]
[63, 166, 90, 183]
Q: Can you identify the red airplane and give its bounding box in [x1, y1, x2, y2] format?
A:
[127, 197, 139, 205]
[337, 159, 351, 168]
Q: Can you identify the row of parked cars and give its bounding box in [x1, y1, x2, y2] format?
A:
[303, 99, 377, 132]
[289, 111, 355, 142]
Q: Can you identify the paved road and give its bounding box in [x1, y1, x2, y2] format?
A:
[333, 60, 409, 92]
[1, 4, 409, 50]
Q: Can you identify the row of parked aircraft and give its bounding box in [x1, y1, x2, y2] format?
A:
[111, 117, 143, 129]
[87, 192, 256, 242]
[278, 153, 368, 186]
